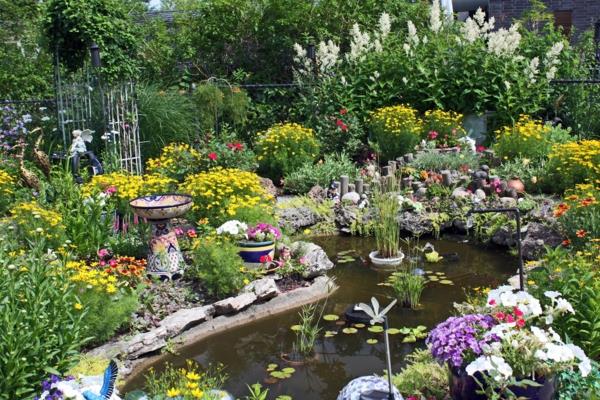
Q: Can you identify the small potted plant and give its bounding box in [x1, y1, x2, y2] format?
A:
[217, 220, 281, 268]
[369, 183, 404, 268]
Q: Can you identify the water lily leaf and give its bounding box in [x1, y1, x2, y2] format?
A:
[435, 272, 445, 276]
[439, 279, 453, 285]
[366, 338, 378, 344]
[271, 371, 291, 379]
[323, 314, 339, 321]
[337, 250, 355, 256]
[386, 328, 401, 335]
[343, 327, 358, 334]
[425, 270, 433, 274]
[282, 367, 295, 374]
[378, 282, 392, 286]
[368, 326, 384, 333]
[276, 396, 293, 400]
[324, 331, 337, 338]
[290, 325, 302, 331]
[402, 335, 417, 343]
[399, 327, 411, 334]
[354, 323, 366, 328]
[428, 276, 439, 281]
[267, 363, 278, 371]
[415, 325, 427, 332]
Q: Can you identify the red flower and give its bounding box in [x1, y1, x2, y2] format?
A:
[187, 229, 197, 238]
[516, 318, 525, 328]
[494, 312, 506, 321]
[505, 314, 515, 323]
[580, 197, 595, 207]
[488, 299, 496, 306]
[513, 307, 523, 317]
[428, 130, 439, 140]
[561, 239, 571, 247]
[335, 118, 348, 132]
[476, 145, 487, 153]
[226, 142, 244, 151]
[259, 254, 273, 264]
[208, 152, 218, 161]
[576, 229, 587, 238]
[340, 108, 348, 115]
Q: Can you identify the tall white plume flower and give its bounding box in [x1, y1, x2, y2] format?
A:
[379, 12, 391, 38]
[430, 0, 442, 33]
[525, 57, 540, 83]
[348, 23, 372, 61]
[317, 40, 340, 72]
[460, 8, 494, 43]
[544, 41, 564, 80]
[487, 23, 521, 56]
[407, 20, 419, 46]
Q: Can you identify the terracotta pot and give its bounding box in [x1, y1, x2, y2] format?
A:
[507, 177, 525, 194]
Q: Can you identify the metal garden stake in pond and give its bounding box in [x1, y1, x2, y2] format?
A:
[466, 207, 525, 291]
[337, 298, 403, 400]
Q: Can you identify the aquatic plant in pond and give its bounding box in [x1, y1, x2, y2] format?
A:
[291, 304, 322, 357]
[384, 272, 425, 309]
[372, 181, 401, 259]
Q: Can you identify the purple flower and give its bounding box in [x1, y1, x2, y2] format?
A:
[427, 314, 498, 367]
[246, 223, 281, 242]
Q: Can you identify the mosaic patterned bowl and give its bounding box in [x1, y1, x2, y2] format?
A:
[129, 194, 193, 221]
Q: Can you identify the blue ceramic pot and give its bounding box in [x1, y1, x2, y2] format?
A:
[238, 240, 275, 268]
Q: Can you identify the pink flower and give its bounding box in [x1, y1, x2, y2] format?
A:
[336, 118, 348, 132]
[506, 314, 515, 323]
[105, 186, 117, 195]
[187, 229, 197, 238]
[97, 248, 109, 258]
[174, 227, 184, 236]
[109, 259, 117, 267]
[428, 130, 438, 140]
[340, 108, 348, 115]
[208, 152, 218, 161]
[259, 255, 273, 264]
[488, 299, 496, 306]
[476, 145, 487, 153]
[298, 256, 307, 265]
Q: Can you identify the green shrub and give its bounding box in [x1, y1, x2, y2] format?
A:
[195, 127, 257, 172]
[193, 83, 251, 131]
[313, 108, 366, 156]
[78, 288, 140, 346]
[233, 205, 278, 227]
[392, 349, 448, 399]
[529, 248, 600, 359]
[256, 122, 320, 183]
[410, 150, 479, 172]
[283, 153, 359, 194]
[0, 244, 85, 399]
[493, 115, 573, 161]
[370, 105, 422, 162]
[188, 240, 246, 298]
[144, 360, 227, 399]
[557, 361, 600, 400]
[553, 183, 599, 248]
[492, 157, 556, 194]
[137, 84, 198, 161]
[547, 140, 600, 191]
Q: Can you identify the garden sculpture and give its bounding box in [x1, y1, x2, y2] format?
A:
[82, 360, 118, 400]
[33, 128, 51, 178]
[70, 129, 104, 184]
[338, 298, 403, 400]
[17, 141, 40, 191]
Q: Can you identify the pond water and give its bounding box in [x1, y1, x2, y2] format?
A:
[125, 236, 515, 399]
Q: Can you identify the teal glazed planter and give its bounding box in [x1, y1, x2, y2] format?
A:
[238, 240, 275, 268]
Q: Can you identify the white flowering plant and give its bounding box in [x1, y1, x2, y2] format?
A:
[429, 285, 591, 399]
[215, 220, 248, 241]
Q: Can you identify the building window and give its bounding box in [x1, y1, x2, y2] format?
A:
[554, 10, 572, 36]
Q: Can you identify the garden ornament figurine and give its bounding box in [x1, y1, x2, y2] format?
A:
[338, 298, 403, 400]
[70, 128, 104, 184]
[82, 360, 118, 400]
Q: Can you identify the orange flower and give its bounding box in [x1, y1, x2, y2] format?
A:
[580, 197, 596, 207]
[561, 239, 571, 247]
[576, 229, 587, 238]
[566, 194, 579, 201]
[553, 203, 570, 217]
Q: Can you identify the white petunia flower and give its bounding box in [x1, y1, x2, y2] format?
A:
[216, 220, 248, 236]
[544, 290, 561, 299]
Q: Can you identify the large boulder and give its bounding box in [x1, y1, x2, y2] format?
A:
[242, 277, 280, 301]
[290, 241, 334, 278]
[213, 292, 258, 316]
[259, 177, 278, 198]
[399, 211, 434, 236]
[307, 185, 327, 202]
[522, 222, 564, 260]
[159, 305, 215, 336]
[491, 226, 516, 247]
[334, 204, 358, 233]
[278, 206, 321, 233]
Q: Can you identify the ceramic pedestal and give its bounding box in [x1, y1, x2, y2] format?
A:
[148, 219, 185, 279]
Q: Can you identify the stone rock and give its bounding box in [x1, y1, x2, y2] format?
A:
[480, 164, 490, 172]
[522, 222, 564, 260]
[278, 207, 321, 233]
[290, 241, 334, 279]
[453, 219, 468, 234]
[159, 305, 215, 336]
[474, 189, 486, 200]
[499, 197, 517, 208]
[307, 185, 327, 202]
[341, 191, 361, 205]
[474, 170, 488, 180]
[529, 199, 557, 224]
[414, 187, 428, 199]
[213, 292, 257, 315]
[242, 278, 279, 301]
[126, 327, 169, 358]
[399, 211, 433, 236]
[259, 177, 278, 198]
[452, 187, 471, 199]
[334, 204, 358, 231]
[492, 226, 516, 247]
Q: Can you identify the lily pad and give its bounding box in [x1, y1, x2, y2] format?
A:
[428, 276, 439, 281]
[368, 325, 384, 333]
[353, 323, 366, 328]
[415, 325, 427, 332]
[402, 335, 417, 343]
[399, 327, 411, 335]
[439, 279, 454, 285]
[324, 331, 337, 338]
[366, 338, 378, 344]
[290, 325, 302, 331]
[343, 327, 358, 334]
[337, 250, 356, 256]
[282, 367, 296, 374]
[270, 371, 292, 379]
[267, 363, 278, 371]
[323, 314, 340, 321]
[435, 272, 445, 276]
[386, 328, 402, 335]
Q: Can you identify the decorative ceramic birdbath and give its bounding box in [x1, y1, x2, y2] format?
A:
[129, 194, 193, 279]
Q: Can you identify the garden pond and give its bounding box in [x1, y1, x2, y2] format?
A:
[124, 235, 515, 399]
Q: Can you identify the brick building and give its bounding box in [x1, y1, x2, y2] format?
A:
[454, 0, 600, 38]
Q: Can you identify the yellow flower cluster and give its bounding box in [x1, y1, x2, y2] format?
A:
[424, 109, 463, 125]
[165, 361, 207, 398]
[496, 115, 550, 142]
[146, 143, 202, 177]
[65, 260, 118, 295]
[549, 140, 600, 181]
[370, 104, 423, 136]
[82, 172, 177, 201]
[255, 122, 319, 161]
[7, 201, 65, 241]
[0, 169, 15, 196]
[180, 167, 273, 223]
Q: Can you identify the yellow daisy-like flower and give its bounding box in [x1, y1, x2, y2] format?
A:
[166, 388, 181, 397]
[190, 388, 204, 398]
[186, 371, 201, 381]
[74, 303, 83, 310]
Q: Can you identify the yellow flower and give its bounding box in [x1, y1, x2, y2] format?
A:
[74, 303, 83, 310]
[243, 278, 250, 285]
[166, 388, 181, 397]
[190, 388, 204, 398]
[186, 371, 201, 381]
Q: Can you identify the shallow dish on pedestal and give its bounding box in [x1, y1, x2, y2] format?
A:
[129, 194, 192, 221]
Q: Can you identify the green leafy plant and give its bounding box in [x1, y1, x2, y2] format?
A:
[392, 349, 447, 398]
[372, 180, 401, 258]
[283, 153, 359, 194]
[188, 239, 247, 298]
[370, 104, 422, 162]
[384, 272, 425, 309]
[291, 304, 322, 357]
[0, 243, 85, 399]
[557, 361, 600, 400]
[410, 150, 479, 172]
[144, 360, 228, 399]
[193, 83, 251, 131]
